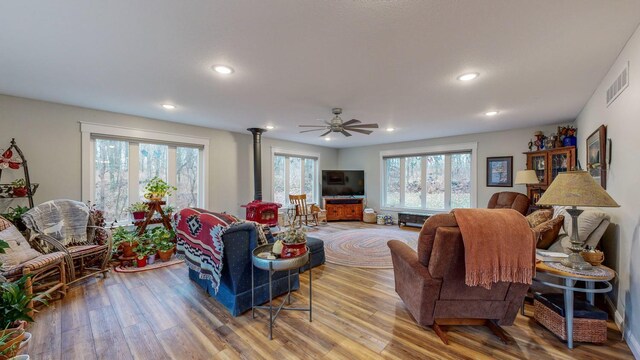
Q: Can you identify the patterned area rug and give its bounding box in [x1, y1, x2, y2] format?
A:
[318, 228, 419, 268]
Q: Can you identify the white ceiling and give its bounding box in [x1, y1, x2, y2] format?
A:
[1, 1, 639, 148]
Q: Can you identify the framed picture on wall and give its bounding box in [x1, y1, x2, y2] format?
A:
[486, 156, 513, 187]
[586, 125, 607, 189]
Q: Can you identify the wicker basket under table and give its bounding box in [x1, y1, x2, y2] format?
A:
[534, 296, 607, 344]
[363, 212, 377, 223]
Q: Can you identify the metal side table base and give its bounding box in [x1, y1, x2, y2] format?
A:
[251, 244, 312, 340]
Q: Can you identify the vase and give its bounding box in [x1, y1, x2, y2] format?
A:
[563, 135, 577, 147]
[281, 240, 307, 258]
[121, 242, 137, 257]
[147, 254, 156, 265]
[158, 249, 174, 262]
[132, 211, 146, 220]
[136, 256, 147, 267]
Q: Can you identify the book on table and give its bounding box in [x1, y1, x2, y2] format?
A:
[536, 250, 569, 262]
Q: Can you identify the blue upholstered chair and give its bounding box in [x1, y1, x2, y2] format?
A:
[187, 222, 299, 316]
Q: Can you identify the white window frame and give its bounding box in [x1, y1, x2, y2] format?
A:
[81, 122, 209, 211]
[270, 147, 320, 204]
[379, 142, 478, 212]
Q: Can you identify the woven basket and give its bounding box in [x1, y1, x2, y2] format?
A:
[533, 300, 607, 343]
[581, 250, 604, 266]
[363, 212, 377, 223]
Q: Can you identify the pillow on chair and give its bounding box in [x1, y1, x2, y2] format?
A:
[553, 206, 610, 242]
[532, 216, 565, 249]
[526, 209, 553, 228]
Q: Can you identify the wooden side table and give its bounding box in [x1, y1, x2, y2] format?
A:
[534, 261, 615, 349]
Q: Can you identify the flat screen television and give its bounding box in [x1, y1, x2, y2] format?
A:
[322, 170, 365, 196]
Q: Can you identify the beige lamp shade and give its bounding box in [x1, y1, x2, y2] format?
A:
[515, 170, 539, 185]
[536, 170, 619, 207]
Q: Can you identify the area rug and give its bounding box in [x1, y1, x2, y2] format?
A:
[318, 228, 419, 268]
[114, 258, 184, 273]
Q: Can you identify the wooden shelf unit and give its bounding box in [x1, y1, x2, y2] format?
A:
[323, 197, 364, 222]
[524, 146, 576, 203]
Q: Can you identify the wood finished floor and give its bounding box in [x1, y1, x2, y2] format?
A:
[24, 222, 633, 359]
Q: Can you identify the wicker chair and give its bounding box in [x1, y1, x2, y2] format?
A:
[289, 194, 319, 227]
[0, 216, 67, 316]
[23, 201, 113, 285]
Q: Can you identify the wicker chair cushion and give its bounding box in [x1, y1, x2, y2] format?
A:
[22, 252, 65, 271]
[534, 293, 607, 320]
[68, 244, 107, 256]
[0, 220, 42, 271]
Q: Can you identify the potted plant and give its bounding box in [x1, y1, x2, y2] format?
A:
[162, 205, 175, 217]
[0, 328, 25, 360]
[143, 177, 177, 201]
[133, 241, 154, 267]
[1, 206, 29, 234]
[150, 227, 175, 262]
[276, 227, 307, 258]
[127, 202, 148, 221]
[9, 180, 27, 198]
[112, 228, 139, 258]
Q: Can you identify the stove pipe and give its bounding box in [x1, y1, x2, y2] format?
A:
[248, 128, 266, 201]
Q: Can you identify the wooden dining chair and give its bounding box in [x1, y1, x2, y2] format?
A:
[288, 194, 319, 227]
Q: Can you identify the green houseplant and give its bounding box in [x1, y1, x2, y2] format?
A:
[133, 241, 155, 268]
[162, 205, 175, 217]
[1, 206, 30, 233]
[127, 202, 148, 221]
[143, 177, 177, 201]
[276, 227, 307, 258]
[112, 227, 139, 258]
[150, 227, 175, 262]
[0, 275, 43, 360]
[9, 179, 27, 198]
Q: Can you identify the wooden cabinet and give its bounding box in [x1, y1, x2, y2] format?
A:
[323, 198, 364, 221]
[524, 147, 576, 203]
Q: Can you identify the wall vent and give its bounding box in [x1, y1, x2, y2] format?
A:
[606, 61, 629, 107]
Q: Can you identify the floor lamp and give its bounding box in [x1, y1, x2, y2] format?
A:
[515, 170, 540, 203]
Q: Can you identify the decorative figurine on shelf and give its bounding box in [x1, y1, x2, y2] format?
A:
[558, 126, 577, 147]
[528, 139, 534, 151]
[533, 131, 546, 150]
[544, 135, 556, 150]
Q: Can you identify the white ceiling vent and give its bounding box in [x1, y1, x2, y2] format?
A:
[606, 61, 629, 106]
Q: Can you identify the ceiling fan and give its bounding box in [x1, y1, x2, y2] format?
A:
[299, 108, 379, 137]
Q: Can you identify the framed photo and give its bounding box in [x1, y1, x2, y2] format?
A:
[486, 156, 513, 187]
[586, 125, 607, 189]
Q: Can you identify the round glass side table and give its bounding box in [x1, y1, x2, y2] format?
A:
[251, 243, 312, 340]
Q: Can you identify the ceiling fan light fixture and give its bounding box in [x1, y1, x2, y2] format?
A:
[457, 72, 479, 81]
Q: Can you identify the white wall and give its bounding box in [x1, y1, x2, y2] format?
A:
[0, 95, 338, 216]
[574, 24, 640, 357]
[337, 124, 564, 214]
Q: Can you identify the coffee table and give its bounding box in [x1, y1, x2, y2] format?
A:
[534, 261, 615, 349]
[251, 243, 312, 340]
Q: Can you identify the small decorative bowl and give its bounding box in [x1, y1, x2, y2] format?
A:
[581, 250, 604, 266]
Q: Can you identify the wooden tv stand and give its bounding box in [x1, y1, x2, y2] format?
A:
[323, 197, 364, 221]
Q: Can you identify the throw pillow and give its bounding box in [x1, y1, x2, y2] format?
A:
[552, 206, 610, 241]
[0, 220, 42, 271]
[526, 209, 553, 228]
[533, 215, 565, 249]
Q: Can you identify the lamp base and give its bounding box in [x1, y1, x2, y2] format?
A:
[561, 253, 593, 270]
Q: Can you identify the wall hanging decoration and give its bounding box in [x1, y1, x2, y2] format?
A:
[586, 125, 607, 189]
[486, 156, 513, 187]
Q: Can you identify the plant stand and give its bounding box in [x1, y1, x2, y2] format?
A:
[133, 200, 174, 238]
[0, 138, 38, 208]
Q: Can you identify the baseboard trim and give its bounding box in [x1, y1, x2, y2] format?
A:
[626, 329, 640, 360]
[605, 295, 625, 333]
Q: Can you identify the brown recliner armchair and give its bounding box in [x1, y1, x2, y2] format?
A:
[487, 191, 530, 215]
[388, 212, 531, 344]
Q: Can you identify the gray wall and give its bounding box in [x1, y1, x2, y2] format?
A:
[0, 95, 339, 216]
[337, 124, 564, 213]
[574, 24, 640, 355]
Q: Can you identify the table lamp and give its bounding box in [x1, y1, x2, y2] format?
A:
[515, 170, 540, 204]
[536, 170, 619, 270]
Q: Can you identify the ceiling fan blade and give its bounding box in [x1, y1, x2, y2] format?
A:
[346, 128, 373, 135]
[345, 123, 379, 129]
[299, 125, 327, 127]
[342, 119, 361, 126]
[320, 130, 332, 137]
[300, 128, 327, 133]
[340, 130, 352, 137]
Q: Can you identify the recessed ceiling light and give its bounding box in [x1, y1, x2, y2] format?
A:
[324, 137, 331, 141]
[485, 111, 499, 116]
[265, 125, 275, 130]
[161, 104, 176, 110]
[386, 127, 395, 132]
[212, 65, 234, 75]
[457, 72, 479, 81]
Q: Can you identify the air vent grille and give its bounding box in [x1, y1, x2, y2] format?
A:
[606, 61, 629, 106]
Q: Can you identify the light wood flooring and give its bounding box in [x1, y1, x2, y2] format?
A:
[24, 222, 633, 359]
